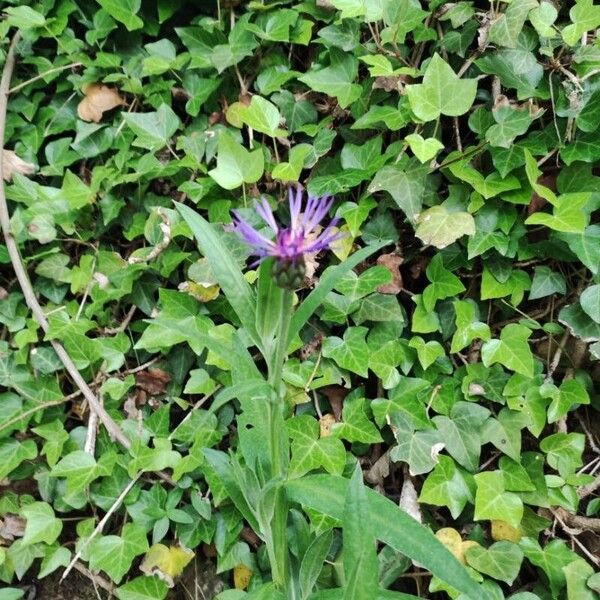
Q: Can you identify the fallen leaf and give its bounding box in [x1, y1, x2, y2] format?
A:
[319, 413, 337, 438]
[399, 478, 421, 523]
[435, 527, 481, 565]
[77, 83, 124, 123]
[135, 368, 171, 396]
[2, 150, 35, 181]
[365, 450, 391, 486]
[377, 253, 404, 294]
[491, 520, 522, 543]
[0, 514, 26, 543]
[234, 564, 253, 590]
[140, 543, 194, 587]
[320, 386, 347, 421]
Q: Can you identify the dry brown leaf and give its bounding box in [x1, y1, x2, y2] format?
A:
[77, 83, 124, 123]
[319, 413, 336, 438]
[365, 450, 391, 486]
[135, 368, 171, 396]
[377, 253, 404, 294]
[2, 150, 35, 181]
[0, 514, 26, 543]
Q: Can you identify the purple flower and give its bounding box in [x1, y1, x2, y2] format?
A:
[231, 188, 342, 267]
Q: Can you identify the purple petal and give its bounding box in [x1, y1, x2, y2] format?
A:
[231, 212, 276, 252]
[304, 195, 334, 232]
[289, 186, 302, 232]
[255, 198, 279, 234]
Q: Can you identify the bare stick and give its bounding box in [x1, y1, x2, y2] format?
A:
[61, 473, 141, 582]
[0, 32, 131, 450]
[71, 561, 114, 593]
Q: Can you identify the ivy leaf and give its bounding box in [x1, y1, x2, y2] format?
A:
[369, 162, 429, 222]
[299, 52, 361, 108]
[525, 193, 590, 233]
[540, 433, 585, 477]
[580, 284, 600, 323]
[559, 302, 600, 342]
[209, 15, 258, 73]
[547, 379, 590, 424]
[334, 266, 391, 302]
[563, 559, 596, 600]
[115, 576, 169, 600]
[4, 6, 46, 28]
[481, 409, 526, 462]
[481, 268, 531, 306]
[288, 415, 346, 477]
[562, 0, 600, 46]
[406, 54, 477, 122]
[50, 450, 103, 492]
[520, 538, 580, 597]
[336, 198, 376, 237]
[390, 413, 444, 476]
[322, 327, 369, 377]
[489, 0, 537, 48]
[409, 337, 445, 370]
[559, 225, 600, 275]
[208, 133, 264, 190]
[226, 95, 287, 137]
[368, 340, 413, 390]
[450, 300, 491, 353]
[499, 456, 536, 492]
[448, 159, 521, 199]
[0, 439, 37, 480]
[485, 105, 535, 148]
[21, 502, 63, 546]
[419, 455, 474, 519]
[371, 377, 430, 429]
[122, 104, 180, 152]
[529, 2, 558, 37]
[353, 293, 404, 325]
[433, 402, 490, 472]
[415, 205, 475, 249]
[422, 254, 465, 312]
[272, 144, 311, 182]
[332, 397, 382, 444]
[465, 541, 524, 585]
[529, 266, 566, 301]
[474, 471, 524, 529]
[481, 324, 535, 378]
[405, 134, 444, 163]
[89, 523, 149, 584]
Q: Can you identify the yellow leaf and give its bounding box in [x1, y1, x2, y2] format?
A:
[234, 563, 253, 590]
[140, 543, 194, 586]
[435, 527, 480, 565]
[491, 520, 522, 543]
[183, 281, 221, 302]
[331, 225, 354, 261]
[77, 83, 124, 123]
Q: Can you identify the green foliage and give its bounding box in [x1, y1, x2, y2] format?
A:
[1, 0, 599, 597]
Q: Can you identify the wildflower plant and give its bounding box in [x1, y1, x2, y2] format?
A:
[175, 194, 486, 599]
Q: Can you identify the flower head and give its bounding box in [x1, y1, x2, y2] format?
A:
[231, 188, 342, 287]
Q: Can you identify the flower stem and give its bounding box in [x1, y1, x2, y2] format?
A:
[266, 289, 293, 590]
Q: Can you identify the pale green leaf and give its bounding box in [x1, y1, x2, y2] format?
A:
[406, 54, 477, 122]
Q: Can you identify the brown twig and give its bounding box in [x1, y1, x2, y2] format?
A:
[71, 561, 114, 593]
[100, 304, 137, 335]
[0, 32, 130, 448]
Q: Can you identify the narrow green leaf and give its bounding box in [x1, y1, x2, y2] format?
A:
[286, 475, 487, 600]
[174, 202, 260, 351]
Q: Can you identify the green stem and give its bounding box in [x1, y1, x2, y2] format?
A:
[266, 289, 293, 590]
